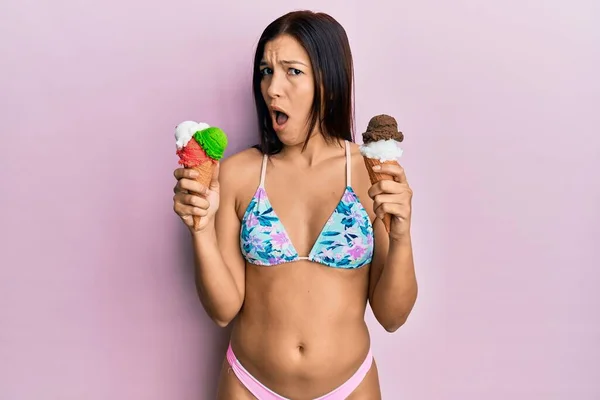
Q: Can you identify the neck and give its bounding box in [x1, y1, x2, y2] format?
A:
[279, 133, 343, 167]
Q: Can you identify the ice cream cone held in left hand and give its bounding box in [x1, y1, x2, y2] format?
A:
[360, 114, 413, 237]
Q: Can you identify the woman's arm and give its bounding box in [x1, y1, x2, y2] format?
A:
[187, 156, 246, 328]
[367, 163, 418, 332]
[368, 222, 418, 332]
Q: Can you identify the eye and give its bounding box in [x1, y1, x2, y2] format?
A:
[260, 68, 273, 76]
[289, 68, 303, 75]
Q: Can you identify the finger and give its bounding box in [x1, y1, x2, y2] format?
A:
[372, 194, 406, 213]
[368, 180, 410, 198]
[174, 167, 199, 180]
[173, 179, 192, 194]
[173, 201, 208, 217]
[372, 163, 407, 184]
[173, 193, 210, 209]
[373, 202, 404, 220]
[173, 179, 187, 194]
[209, 162, 220, 190]
[180, 214, 194, 227]
[177, 178, 208, 196]
[186, 194, 210, 209]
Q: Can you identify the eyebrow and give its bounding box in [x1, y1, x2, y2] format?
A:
[260, 59, 308, 67]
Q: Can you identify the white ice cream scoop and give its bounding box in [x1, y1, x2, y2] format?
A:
[175, 120, 210, 150]
[359, 139, 403, 162]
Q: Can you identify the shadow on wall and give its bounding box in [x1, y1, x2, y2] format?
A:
[176, 223, 234, 399]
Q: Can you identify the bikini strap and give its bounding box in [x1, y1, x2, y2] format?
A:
[345, 140, 351, 187]
[259, 154, 268, 188]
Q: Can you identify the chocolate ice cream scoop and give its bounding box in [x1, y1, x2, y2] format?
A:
[359, 114, 405, 234]
[362, 114, 404, 143]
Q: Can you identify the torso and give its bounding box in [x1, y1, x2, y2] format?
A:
[217, 141, 381, 399]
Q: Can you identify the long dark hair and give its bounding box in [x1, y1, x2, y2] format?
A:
[252, 10, 355, 155]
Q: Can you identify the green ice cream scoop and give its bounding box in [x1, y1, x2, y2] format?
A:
[193, 126, 228, 160]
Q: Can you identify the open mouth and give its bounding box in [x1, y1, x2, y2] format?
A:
[273, 110, 289, 127]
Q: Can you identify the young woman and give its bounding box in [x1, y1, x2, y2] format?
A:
[173, 10, 418, 400]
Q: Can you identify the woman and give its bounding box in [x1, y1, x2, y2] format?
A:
[172, 10, 418, 400]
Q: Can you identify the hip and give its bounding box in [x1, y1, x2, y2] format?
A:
[218, 339, 381, 399]
[221, 318, 375, 398]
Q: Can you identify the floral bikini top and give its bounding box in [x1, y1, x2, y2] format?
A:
[239, 141, 374, 269]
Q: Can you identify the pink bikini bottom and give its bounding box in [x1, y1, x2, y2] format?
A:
[226, 342, 373, 399]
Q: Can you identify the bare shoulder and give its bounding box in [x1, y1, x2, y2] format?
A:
[219, 146, 264, 215]
[348, 141, 370, 185]
[220, 146, 263, 182]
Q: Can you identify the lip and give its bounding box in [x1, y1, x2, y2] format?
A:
[269, 104, 289, 131]
[269, 104, 289, 115]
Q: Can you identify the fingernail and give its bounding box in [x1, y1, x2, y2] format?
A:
[372, 165, 381, 171]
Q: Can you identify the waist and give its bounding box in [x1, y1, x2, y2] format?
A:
[226, 339, 373, 399]
[229, 311, 371, 393]
[229, 322, 372, 398]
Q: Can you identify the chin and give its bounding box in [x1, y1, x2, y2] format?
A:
[277, 134, 305, 148]
[274, 127, 306, 147]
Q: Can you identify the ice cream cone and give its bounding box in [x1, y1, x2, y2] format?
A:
[190, 160, 216, 230]
[359, 114, 404, 234]
[363, 157, 398, 233]
[175, 121, 228, 231]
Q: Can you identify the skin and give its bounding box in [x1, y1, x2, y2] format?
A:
[172, 34, 418, 399]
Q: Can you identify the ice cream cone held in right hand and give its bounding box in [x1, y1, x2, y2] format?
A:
[359, 114, 405, 233]
[174, 121, 228, 231]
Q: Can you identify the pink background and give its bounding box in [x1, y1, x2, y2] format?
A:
[1, 0, 599, 398]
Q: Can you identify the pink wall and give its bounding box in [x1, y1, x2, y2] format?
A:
[1, 0, 598, 398]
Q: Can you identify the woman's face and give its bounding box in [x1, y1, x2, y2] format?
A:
[260, 34, 317, 146]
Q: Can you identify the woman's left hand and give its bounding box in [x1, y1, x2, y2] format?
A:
[367, 163, 413, 238]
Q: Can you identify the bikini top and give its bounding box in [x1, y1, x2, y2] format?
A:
[239, 140, 374, 269]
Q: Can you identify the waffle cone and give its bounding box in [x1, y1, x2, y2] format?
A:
[363, 157, 398, 233]
[190, 160, 216, 230]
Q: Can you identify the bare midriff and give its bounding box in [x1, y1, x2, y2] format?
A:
[229, 260, 372, 398]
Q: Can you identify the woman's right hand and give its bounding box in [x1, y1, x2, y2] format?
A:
[173, 163, 220, 233]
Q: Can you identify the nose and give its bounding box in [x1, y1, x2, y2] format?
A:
[266, 70, 284, 99]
